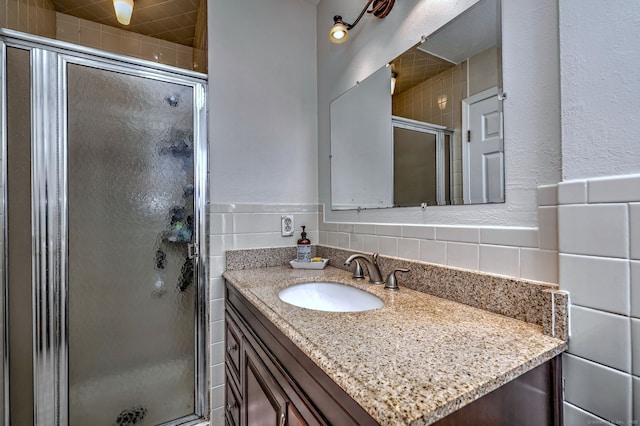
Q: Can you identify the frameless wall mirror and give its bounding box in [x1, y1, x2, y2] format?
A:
[330, 0, 503, 211]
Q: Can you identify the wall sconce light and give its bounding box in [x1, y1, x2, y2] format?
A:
[113, 0, 134, 25]
[437, 94, 448, 111]
[329, 0, 395, 44]
[390, 72, 397, 95]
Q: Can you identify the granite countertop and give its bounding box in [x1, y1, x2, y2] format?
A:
[223, 265, 567, 425]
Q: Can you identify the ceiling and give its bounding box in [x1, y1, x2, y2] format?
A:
[390, 0, 498, 96]
[390, 46, 454, 96]
[51, 0, 201, 47]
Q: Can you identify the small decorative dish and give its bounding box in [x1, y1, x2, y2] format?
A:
[289, 259, 330, 270]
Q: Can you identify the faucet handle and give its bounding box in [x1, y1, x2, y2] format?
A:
[384, 268, 409, 291]
[352, 259, 365, 279]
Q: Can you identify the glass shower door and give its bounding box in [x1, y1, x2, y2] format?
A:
[66, 63, 198, 425]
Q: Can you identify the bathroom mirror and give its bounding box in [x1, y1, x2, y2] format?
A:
[330, 0, 503, 211]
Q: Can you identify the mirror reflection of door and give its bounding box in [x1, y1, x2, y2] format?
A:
[463, 88, 504, 204]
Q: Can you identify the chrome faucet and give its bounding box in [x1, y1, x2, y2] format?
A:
[344, 252, 384, 284]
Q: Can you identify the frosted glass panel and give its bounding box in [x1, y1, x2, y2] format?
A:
[67, 64, 195, 425]
[6, 46, 34, 426]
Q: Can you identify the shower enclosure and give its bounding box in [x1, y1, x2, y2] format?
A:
[0, 30, 209, 425]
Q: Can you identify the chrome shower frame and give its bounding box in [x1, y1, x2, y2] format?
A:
[0, 29, 209, 426]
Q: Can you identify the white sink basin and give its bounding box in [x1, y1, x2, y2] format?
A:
[278, 282, 383, 312]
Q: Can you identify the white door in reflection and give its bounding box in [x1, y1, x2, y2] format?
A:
[463, 87, 504, 204]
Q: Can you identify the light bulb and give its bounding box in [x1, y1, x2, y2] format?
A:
[113, 0, 134, 25]
[329, 20, 349, 44]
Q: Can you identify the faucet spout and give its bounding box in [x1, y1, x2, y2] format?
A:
[343, 252, 384, 284]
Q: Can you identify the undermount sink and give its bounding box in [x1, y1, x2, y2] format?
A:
[278, 282, 383, 312]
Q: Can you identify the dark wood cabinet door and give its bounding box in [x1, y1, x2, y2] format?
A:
[286, 403, 307, 426]
[225, 378, 241, 426]
[244, 341, 287, 426]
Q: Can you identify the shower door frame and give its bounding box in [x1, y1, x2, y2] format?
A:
[0, 29, 209, 426]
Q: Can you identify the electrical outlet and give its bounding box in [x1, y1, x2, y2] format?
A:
[281, 215, 294, 237]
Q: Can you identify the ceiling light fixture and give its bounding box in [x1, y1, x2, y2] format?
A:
[329, 0, 395, 44]
[113, 0, 134, 25]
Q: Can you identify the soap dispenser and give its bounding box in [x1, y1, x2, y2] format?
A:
[296, 226, 311, 262]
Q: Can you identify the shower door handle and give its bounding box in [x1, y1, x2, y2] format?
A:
[187, 243, 199, 259]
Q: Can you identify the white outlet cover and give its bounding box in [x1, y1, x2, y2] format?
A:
[281, 215, 294, 237]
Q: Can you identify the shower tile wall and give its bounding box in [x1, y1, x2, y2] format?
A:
[208, 203, 322, 425]
[0, 0, 56, 38]
[55, 13, 203, 72]
[0, 2, 204, 72]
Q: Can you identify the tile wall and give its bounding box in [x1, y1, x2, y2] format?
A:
[557, 174, 640, 424]
[0, 0, 56, 38]
[55, 13, 205, 72]
[208, 203, 322, 425]
[319, 190, 559, 285]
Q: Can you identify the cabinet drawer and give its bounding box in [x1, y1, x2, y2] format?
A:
[225, 314, 242, 379]
[225, 377, 241, 426]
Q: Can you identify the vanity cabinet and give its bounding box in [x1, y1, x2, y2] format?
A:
[225, 281, 563, 426]
[225, 299, 328, 426]
[225, 283, 379, 426]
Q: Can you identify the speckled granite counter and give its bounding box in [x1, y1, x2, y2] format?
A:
[223, 265, 567, 425]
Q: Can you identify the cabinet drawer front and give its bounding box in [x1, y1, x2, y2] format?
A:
[225, 380, 241, 426]
[225, 315, 242, 379]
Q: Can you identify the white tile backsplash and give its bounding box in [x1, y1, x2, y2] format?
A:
[632, 319, 640, 376]
[563, 402, 615, 426]
[479, 227, 538, 248]
[634, 376, 640, 422]
[446, 242, 479, 270]
[568, 305, 631, 372]
[349, 233, 365, 251]
[210, 213, 233, 235]
[210, 319, 224, 344]
[479, 244, 520, 277]
[378, 236, 398, 256]
[336, 232, 350, 249]
[375, 224, 403, 237]
[520, 248, 558, 283]
[211, 341, 225, 365]
[558, 204, 629, 258]
[537, 206, 558, 250]
[559, 254, 629, 315]
[419, 239, 447, 265]
[563, 353, 632, 424]
[210, 385, 225, 415]
[631, 203, 640, 260]
[354, 224, 376, 234]
[436, 226, 480, 243]
[211, 363, 225, 387]
[632, 261, 640, 318]
[337, 223, 355, 233]
[538, 183, 559, 207]
[402, 224, 435, 240]
[558, 180, 587, 204]
[589, 175, 640, 204]
[363, 235, 380, 252]
[398, 238, 420, 260]
[210, 277, 225, 300]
